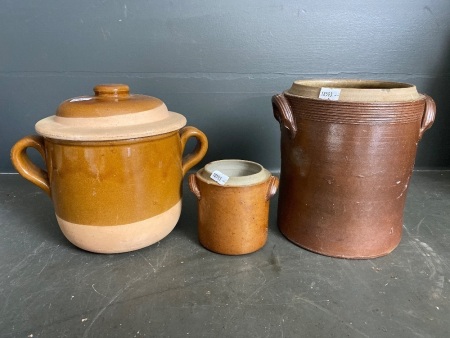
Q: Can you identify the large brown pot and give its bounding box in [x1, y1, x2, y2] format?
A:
[11, 84, 208, 253]
[272, 79, 436, 259]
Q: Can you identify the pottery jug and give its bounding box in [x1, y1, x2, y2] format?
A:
[272, 79, 436, 258]
[11, 84, 208, 253]
[189, 160, 279, 255]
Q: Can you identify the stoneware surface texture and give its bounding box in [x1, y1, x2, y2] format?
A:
[273, 79, 436, 259]
[189, 160, 278, 255]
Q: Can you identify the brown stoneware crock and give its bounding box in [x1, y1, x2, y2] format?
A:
[11, 84, 208, 253]
[189, 160, 279, 255]
[272, 79, 436, 259]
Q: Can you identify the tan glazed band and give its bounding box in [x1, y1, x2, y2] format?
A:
[36, 108, 187, 141]
[57, 200, 182, 253]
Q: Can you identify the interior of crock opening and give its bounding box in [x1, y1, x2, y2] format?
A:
[206, 161, 262, 177]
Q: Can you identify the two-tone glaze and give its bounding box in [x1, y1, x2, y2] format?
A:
[11, 84, 208, 253]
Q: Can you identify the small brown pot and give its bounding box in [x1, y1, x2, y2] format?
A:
[272, 79, 436, 259]
[189, 160, 279, 255]
[11, 84, 208, 253]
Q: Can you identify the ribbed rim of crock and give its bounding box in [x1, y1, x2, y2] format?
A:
[286, 79, 423, 102]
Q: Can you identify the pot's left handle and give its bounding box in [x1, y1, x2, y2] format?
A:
[272, 94, 297, 138]
[11, 135, 51, 196]
[180, 126, 208, 176]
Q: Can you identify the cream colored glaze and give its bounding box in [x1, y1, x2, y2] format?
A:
[287, 79, 423, 102]
[57, 200, 182, 254]
[36, 106, 187, 141]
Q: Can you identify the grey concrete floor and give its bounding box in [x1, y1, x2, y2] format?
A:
[0, 171, 449, 337]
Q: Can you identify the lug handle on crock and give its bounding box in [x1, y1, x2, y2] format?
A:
[188, 174, 201, 200]
[272, 94, 297, 138]
[11, 135, 51, 196]
[180, 126, 208, 176]
[266, 175, 279, 201]
[419, 95, 436, 139]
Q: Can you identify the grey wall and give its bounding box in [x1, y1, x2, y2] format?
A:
[1, 0, 450, 172]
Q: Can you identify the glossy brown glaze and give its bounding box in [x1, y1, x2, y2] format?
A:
[189, 160, 278, 255]
[11, 126, 207, 252]
[272, 80, 436, 259]
[45, 132, 182, 225]
[57, 84, 164, 118]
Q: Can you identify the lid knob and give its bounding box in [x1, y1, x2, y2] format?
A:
[94, 84, 130, 98]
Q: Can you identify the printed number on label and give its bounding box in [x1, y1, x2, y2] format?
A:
[210, 170, 229, 185]
[319, 87, 341, 101]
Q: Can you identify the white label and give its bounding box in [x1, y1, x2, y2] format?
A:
[210, 170, 229, 185]
[319, 87, 341, 101]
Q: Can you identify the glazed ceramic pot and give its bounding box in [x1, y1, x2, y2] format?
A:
[272, 79, 436, 259]
[11, 84, 208, 253]
[189, 160, 279, 255]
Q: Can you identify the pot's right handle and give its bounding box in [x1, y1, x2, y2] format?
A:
[188, 174, 201, 200]
[272, 94, 297, 138]
[11, 135, 51, 196]
[180, 126, 208, 176]
[419, 95, 436, 139]
[266, 175, 279, 201]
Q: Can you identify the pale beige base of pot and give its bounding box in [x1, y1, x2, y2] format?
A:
[56, 200, 182, 254]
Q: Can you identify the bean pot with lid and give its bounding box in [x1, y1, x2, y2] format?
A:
[11, 84, 208, 253]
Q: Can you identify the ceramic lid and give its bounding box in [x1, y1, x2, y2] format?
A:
[35, 84, 186, 141]
[286, 79, 423, 102]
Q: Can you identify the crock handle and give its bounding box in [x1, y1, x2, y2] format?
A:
[180, 126, 208, 176]
[419, 95, 436, 139]
[266, 175, 279, 201]
[188, 174, 201, 200]
[272, 94, 297, 138]
[10, 135, 50, 196]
